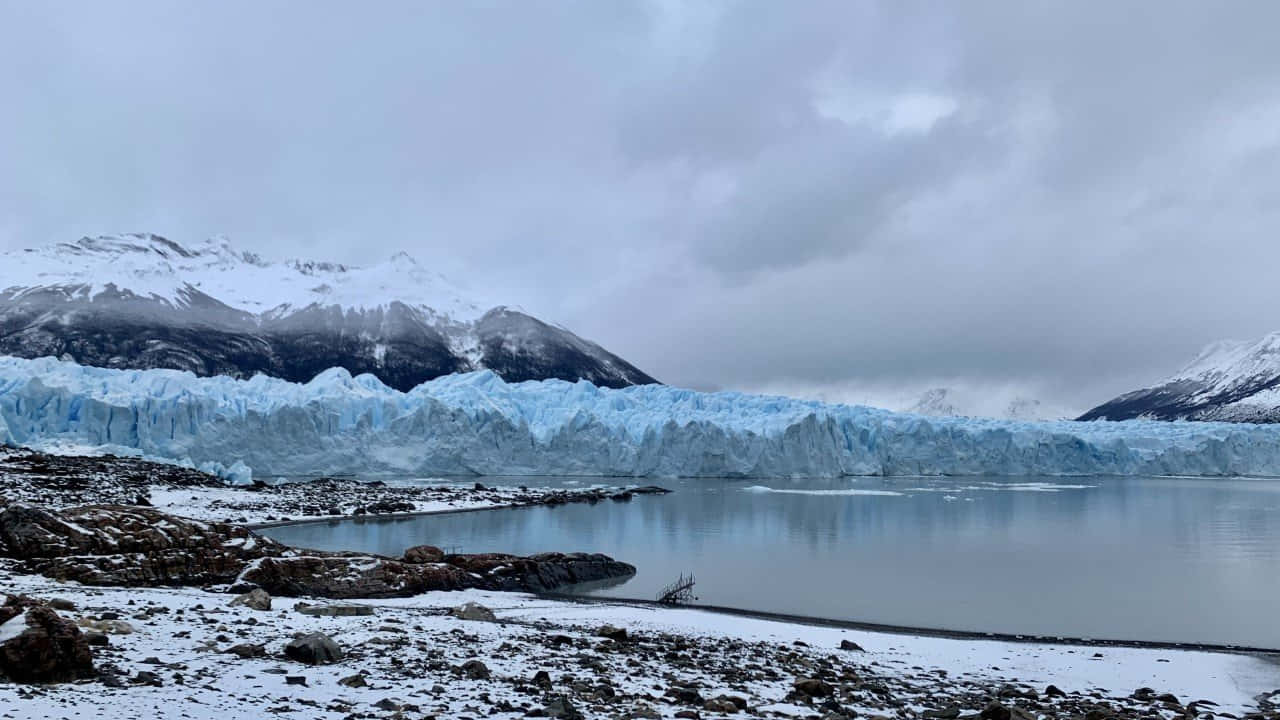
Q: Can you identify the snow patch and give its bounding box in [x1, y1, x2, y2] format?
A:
[0, 613, 29, 644]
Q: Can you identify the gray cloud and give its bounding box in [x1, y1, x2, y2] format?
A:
[3, 1, 1280, 414]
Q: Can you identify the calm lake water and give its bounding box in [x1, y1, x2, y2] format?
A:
[260, 476, 1280, 648]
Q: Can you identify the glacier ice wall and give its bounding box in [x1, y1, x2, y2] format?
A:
[3, 356, 1280, 480]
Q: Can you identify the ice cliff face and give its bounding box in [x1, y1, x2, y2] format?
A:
[2, 356, 1279, 481]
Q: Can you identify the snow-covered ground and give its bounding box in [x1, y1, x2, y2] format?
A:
[147, 480, 620, 525]
[7, 356, 1280, 480]
[2, 568, 1274, 720]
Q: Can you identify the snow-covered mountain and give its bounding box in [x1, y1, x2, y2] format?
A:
[905, 387, 1062, 421]
[0, 234, 657, 390]
[1079, 332, 1280, 422]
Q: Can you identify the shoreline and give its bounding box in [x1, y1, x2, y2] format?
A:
[3, 448, 1278, 718]
[538, 592, 1280, 658]
[253, 502, 1280, 656]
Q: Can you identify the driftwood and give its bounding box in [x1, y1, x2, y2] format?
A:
[656, 573, 696, 605]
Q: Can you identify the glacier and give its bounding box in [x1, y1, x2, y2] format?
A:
[3, 355, 1280, 482]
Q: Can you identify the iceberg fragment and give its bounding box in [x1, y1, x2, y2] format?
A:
[2, 355, 1280, 482]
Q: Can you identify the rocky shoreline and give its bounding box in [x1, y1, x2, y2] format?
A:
[1, 447, 1278, 719]
[0, 446, 671, 525]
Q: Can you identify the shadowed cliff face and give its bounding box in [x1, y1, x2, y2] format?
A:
[0, 288, 656, 391]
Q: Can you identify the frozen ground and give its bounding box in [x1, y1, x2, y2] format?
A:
[2, 567, 1275, 720]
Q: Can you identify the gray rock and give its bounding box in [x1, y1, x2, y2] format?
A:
[545, 695, 583, 720]
[705, 697, 740, 713]
[0, 604, 95, 683]
[225, 643, 266, 659]
[402, 544, 445, 563]
[338, 673, 367, 688]
[460, 659, 490, 679]
[283, 632, 343, 665]
[793, 677, 833, 697]
[229, 588, 271, 611]
[980, 702, 1012, 720]
[596, 624, 628, 642]
[449, 602, 497, 622]
[76, 618, 134, 635]
[294, 602, 373, 617]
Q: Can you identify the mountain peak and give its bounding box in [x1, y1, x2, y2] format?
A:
[0, 233, 658, 393]
[1, 233, 485, 321]
[1080, 329, 1280, 422]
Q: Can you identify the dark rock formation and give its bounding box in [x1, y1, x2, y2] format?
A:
[402, 544, 445, 563]
[0, 448, 222, 509]
[284, 632, 343, 665]
[0, 597, 95, 683]
[4, 503, 288, 586]
[443, 552, 636, 593]
[2, 502, 634, 599]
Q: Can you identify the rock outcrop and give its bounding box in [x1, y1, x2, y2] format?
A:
[4, 503, 288, 586]
[0, 596, 95, 683]
[1, 502, 635, 599]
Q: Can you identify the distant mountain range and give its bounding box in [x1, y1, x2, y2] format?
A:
[0, 234, 657, 391]
[1079, 332, 1280, 422]
[905, 387, 1060, 421]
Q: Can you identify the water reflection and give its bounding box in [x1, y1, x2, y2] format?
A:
[261, 476, 1280, 648]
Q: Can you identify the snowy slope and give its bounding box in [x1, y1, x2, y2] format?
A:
[3, 356, 1280, 480]
[1079, 331, 1280, 422]
[0, 234, 485, 320]
[0, 234, 657, 390]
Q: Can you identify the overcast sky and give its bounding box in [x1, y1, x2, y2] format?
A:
[3, 1, 1280, 415]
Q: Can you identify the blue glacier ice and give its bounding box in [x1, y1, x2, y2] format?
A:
[3, 355, 1280, 482]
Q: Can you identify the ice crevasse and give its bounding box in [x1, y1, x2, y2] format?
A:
[2, 356, 1280, 483]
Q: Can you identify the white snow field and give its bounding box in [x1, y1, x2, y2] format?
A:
[4, 355, 1280, 482]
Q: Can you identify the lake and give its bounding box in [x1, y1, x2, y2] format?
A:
[260, 475, 1280, 649]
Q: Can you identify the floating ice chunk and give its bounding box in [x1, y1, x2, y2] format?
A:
[741, 485, 905, 497]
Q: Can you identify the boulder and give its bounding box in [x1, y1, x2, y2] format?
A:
[295, 603, 374, 617]
[338, 672, 368, 688]
[980, 702, 1012, 720]
[225, 643, 267, 659]
[242, 556, 476, 598]
[544, 695, 583, 719]
[229, 588, 272, 611]
[284, 632, 343, 665]
[597, 624, 628, 642]
[450, 602, 497, 622]
[0, 605, 95, 683]
[705, 697, 741, 713]
[402, 544, 445, 563]
[460, 659, 490, 679]
[76, 617, 134, 635]
[793, 678, 833, 697]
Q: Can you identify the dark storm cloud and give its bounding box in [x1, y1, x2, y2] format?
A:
[3, 1, 1280, 413]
